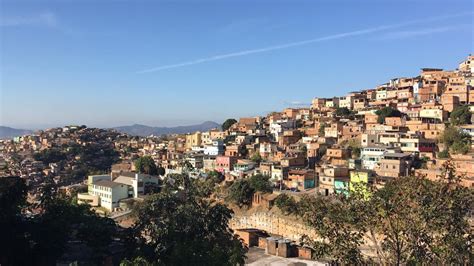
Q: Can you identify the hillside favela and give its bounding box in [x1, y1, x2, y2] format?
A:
[0, 54, 472, 265]
[1, 1, 473, 266]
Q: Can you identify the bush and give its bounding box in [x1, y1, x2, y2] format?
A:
[134, 156, 158, 175]
[274, 194, 298, 214]
[440, 126, 471, 154]
[450, 105, 471, 125]
[450, 141, 470, 154]
[227, 179, 254, 207]
[437, 150, 450, 159]
[222, 118, 237, 131]
[375, 107, 402, 124]
[248, 174, 272, 193]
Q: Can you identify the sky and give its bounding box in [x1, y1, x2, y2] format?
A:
[1, 0, 473, 129]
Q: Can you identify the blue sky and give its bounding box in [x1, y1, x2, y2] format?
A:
[1, 0, 473, 129]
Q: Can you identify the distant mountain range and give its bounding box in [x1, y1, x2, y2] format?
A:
[0, 126, 33, 139]
[112, 121, 221, 136]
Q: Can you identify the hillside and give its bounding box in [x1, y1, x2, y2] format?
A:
[0, 126, 33, 139]
[113, 121, 220, 136]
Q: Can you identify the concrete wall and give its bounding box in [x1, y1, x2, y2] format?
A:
[230, 212, 317, 241]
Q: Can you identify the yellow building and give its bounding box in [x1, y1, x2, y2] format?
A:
[419, 108, 447, 122]
[185, 132, 202, 150]
[349, 170, 373, 197]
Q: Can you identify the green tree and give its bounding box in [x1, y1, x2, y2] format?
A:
[128, 179, 247, 265]
[0, 176, 29, 266]
[318, 123, 327, 136]
[375, 107, 402, 124]
[437, 149, 450, 158]
[346, 139, 361, 158]
[0, 176, 119, 265]
[334, 107, 352, 117]
[248, 174, 273, 193]
[450, 140, 470, 154]
[227, 179, 254, 207]
[368, 161, 473, 265]
[194, 171, 223, 197]
[121, 257, 158, 266]
[250, 152, 262, 163]
[33, 148, 66, 164]
[291, 160, 474, 265]
[450, 105, 471, 125]
[298, 194, 367, 264]
[440, 126, 471, 154]
[222, 118, 238, 131]
[274, 193, 298, 215]
[135, 156, 158, 175]
[157, 165, 166, 176]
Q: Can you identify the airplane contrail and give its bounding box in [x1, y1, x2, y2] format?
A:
[136, 12, 472, 74]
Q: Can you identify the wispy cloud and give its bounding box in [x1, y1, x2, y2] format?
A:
[375, 25, 463, 40]
[219, 18, 269, 34]
[0, 12, 58, 27]
[136, 12, 473, 74]
[285, 101, 311, 107]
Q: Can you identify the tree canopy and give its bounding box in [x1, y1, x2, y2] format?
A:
[272, 161, 473, 265]
[318, 123, 327, 136]
[127, 174, 247, 265]
[450, 105, 471, 125]
[334, 107, 354, 118]
[274, 193, 298, 215]
[440, 126, 471, 155]
[134, 156, 158, 175]
[248, 174, 273, 193]
[222, 118, 238, 131]
[227, 179, 254, 207]
[375, 106, 403, 124]
[250, 152, 262, 163]
[227, 174, 273, 207]
[0, 176, 119, 266]
[33, 148, 66, 164]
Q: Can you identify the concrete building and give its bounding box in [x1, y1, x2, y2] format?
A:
[78, 172, 159, 211]
[286, 169, 316, 191]
[375, 153, 412, 178]
[185, 132, 202, 150]
[204, 139, 224, 156]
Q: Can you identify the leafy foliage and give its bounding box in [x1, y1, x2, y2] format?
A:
[274, 193, 298, 215]
[450, 105, 471, 125]
[318, 123, 327, 136]
[437, 149, 450, 158]
[33, 148, 66, 164]
[250, 152, 262, 163]
[227, 179, 254, 207]
[375, 106, 402, 124]
[222, 118, 238, 131]
[127, 174, 247, 265]
[298, 194, 368, 264]
[134, 156, 158, 175]
[345, 139, 361, 158]
[248, 174, 273, 193]
[440, 126, 471, 154]
[334, 107, 355, 118]
[280, 161, 473, 265]
[0, 176, 119, 265]
[368, 162, 473, 264]
[334, 107, 351, 116]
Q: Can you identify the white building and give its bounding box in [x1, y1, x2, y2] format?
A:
[269, 119, 296, 141]
[78, 172, 159, 211]
[204, 140, 224, 156]
[360, 146, 387, 170]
